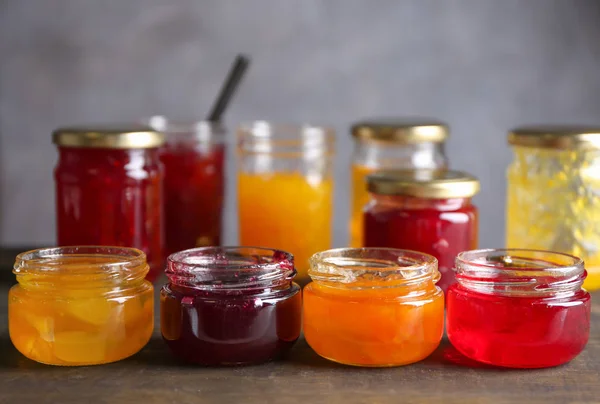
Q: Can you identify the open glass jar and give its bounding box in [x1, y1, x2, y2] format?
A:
[447, 249, 591, 368]
[303, 248, 444, 367]
[349, 119, 449, 247]
[8, 246, 154, 366]
[160, 247, 302, 366]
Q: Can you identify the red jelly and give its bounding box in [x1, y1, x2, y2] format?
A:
[160, 247, 302, 366]
[150, 117, 226, 255]
[447, 249, 591, 368]
[363, 170, 479, 292]
[53, 125, 165, 282]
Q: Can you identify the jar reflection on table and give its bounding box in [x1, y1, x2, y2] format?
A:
[148, 116, 226, 256]
[53, 125, 165, 281]
[349, 119, 449, 247]
[8, 246, 154, 366]
[303, 248, 444, 367]
[237, 122, 334, 282]
[506, 125, 600, 291]
[363, 170, 479, 292]
[447, 249, 591, 368]
[160, 247, 302, 366]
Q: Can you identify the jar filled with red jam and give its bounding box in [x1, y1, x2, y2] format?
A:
[364, 170, 479, 292]
[160, 247, 302, 366]
[447, 249, 591, 368]
[53, 125, 165, 281]
[148, 116, 225, 256]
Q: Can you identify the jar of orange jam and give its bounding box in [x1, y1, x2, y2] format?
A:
[8, 246, 154, 366]
[303, 248, 444, 367]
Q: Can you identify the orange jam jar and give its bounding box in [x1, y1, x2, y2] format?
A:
[8, 246, 154, 366]
[303, 248, 444, 367]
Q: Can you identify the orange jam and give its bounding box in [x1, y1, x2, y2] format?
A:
[303, 248, 444, 367]
[8, 246, 154, 366]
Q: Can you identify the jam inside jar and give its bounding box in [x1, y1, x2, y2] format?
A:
[364, 170, 479, 292]
[160, 247, 302, 366]
[447, 249, 591, 368]
[53, 125, 165, 281]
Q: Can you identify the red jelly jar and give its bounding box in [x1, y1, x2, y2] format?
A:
[447, 249, 591, 368]
[160, 247, 302, 366]
[364, 170, 479, 292]
[148, 117, 226, 256]
[53, 125, 165, 282]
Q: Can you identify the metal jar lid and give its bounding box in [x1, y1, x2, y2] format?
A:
[52, 124, 165, 149]
[508, 125, 600, 150]
[351, 118, 449, 144]
[367, 169, 480, 199]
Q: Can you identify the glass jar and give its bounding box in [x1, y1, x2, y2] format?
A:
[304, 248, 444, 367]
[160, 246, 302, 366]
[53, 125, 165, 281]
[447, 249, 591, 368]
[364, 170, 479, 292]
[506, 126, 600, 291]
[237, 122, 335, 282]
[8, 246, 154, 366]
[148, 116, 226, 256]
[349, 119, 449, 247]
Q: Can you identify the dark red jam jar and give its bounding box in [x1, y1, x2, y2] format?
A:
[53, 125, 165, 282]
[160, 247, 302, 366]
[447, 249, 591, 368]
[148, 117, 226, 256]
[363, 169, 479, 292]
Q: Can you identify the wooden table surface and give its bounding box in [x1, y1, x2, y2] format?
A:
[0, 248, 598, 404]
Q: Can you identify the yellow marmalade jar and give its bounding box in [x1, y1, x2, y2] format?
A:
[506, 126, 600, 290]
[8, 246, 154, 366]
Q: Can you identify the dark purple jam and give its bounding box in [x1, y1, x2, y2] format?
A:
[160, 247, 302, 366]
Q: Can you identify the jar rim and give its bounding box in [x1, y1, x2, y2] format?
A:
[145, 116, 226, 142]
[309, 247, 439, 290]
[508, 125, 600, 150]
[351, 118, 449, 144]
[53, 124, 165, 149]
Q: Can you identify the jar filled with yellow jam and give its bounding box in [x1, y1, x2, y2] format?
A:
[8, 246, 154, 366]
[506, 125, 600, 290]
[349, 119, 449, 247]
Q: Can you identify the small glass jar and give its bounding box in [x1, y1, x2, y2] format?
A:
[53, 125, 165, 281]
[506, 126, 600, 291]
[148, 117, 226, 256]
[160, 246, 302, 366]
[349, 119, 449, 247]
[447, 249, 591, 369]
[237, 122, 335, 282]
[8, 246, 154, 366]
[303, 248, 444, 367]
[364, 170, 479, 292]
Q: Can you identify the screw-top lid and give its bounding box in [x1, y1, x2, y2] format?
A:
[53, 124, 165, 149]
[508, 125, 600, 150]
[351, 118, 449, 144]
[367, 169, 480, 199]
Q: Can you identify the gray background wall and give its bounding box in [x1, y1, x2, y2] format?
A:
[1, 0, 600, 249]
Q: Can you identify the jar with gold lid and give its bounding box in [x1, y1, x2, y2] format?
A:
[506, 125, 600, 290]
[53, 125, 165, 281]
[363, 169, 479, 292]
[349, 119, 449, 247]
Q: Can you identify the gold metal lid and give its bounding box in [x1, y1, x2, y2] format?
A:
[508, 125, 600, 150]
[367, 169, 480, 198]
[53, 124, 165, 149]
[351, 118, 449, 144]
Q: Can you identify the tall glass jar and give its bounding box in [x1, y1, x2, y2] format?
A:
[303, 248, 444, 367]
[53, 125, 165, 281]
[447, 249, 591, 368]
[364, 170, 479, 292]
[349, 119, 449, 247]
[506, 125, 600, 291]
[237, 122, 335, 282]
[9, 246, 154, 366]
[160, 246, 302, 365]
[148, 116, 226, 256]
